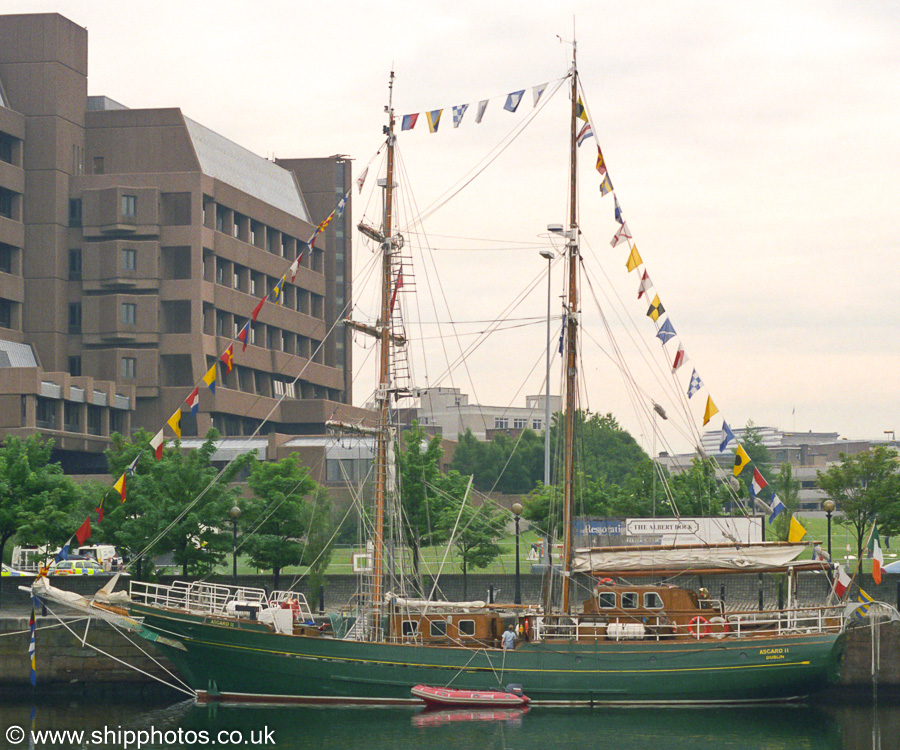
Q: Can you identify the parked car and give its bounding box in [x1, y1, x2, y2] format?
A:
[48, 559, 105, 576]
[1, 563, 26, 576]
[881, 560, 900, 574]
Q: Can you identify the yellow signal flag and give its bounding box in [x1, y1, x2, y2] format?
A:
[167, 408, 182, 438]
[788, 516, 807, 543]
[733, 445, 751, 476]
[576, 96, 589, 122]
[646, 294, 664, 322]
[702, 396, 719, 426]
[113, 473, 126, 503]
[625, 245, 643, 273]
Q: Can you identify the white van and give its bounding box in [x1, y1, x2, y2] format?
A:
[11, 546, 52, 572]
[73, 545, 122, 571]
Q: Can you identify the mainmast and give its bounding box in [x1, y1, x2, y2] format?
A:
[371, 71, 397, 616]
[561, 47, 579, 614]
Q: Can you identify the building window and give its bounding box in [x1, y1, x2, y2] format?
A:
[68, 249, 82, 280]
[110, 409, 125, 435]
[68, 303, 82, 333]
[121, 195, 137, 218]
[0, 298, 11, 329]
[121, 302, 137, 325]
[0, 188, 13, 219]
[0, 243, 12, 274]
[87, 406, 102, 436]
[121, 357, 136, 379]
[68, 356, 82, 376]
[494, 417, 508, 430]
[64, 402, 80, 432]
[513, 418, 527, 430]
[121, 248, 136, 271]
[69, 199, 82, 226]
[93, 156, 104, 174]
[36, 398, 55, 428]
[532, 420, 542, 431]
[0, 133, 13, 164]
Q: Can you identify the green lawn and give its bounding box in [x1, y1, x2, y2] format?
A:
[212, 515, 887, 580]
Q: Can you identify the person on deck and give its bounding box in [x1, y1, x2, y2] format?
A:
[502, 625, 516, 650]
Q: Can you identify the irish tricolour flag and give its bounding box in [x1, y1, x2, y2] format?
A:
[869, 524, 884, 585]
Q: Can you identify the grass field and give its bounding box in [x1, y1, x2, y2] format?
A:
[215, 513, 888, 580]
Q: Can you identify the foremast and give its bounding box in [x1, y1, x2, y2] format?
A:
[371, 72, 398, 625]
[561, 48, 580, 615]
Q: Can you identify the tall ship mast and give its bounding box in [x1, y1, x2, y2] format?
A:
[561, 44, 580, 615]
[370, 71, 398, 626]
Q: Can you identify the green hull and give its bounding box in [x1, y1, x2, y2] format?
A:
[132, 604, 844, 705]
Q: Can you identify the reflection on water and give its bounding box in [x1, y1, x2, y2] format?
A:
[1, 697, 898, 749]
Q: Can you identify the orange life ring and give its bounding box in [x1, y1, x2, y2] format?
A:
[290, 599, 300, 619]
[688, 616, 711, 639]
[598, 577, 615, 586]
[523, 618, 530, 639]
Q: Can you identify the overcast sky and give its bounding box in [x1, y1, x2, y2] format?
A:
[6, 0, 898, 455]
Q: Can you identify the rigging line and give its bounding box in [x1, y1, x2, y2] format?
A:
[42, 602, 196, 698]
[399, 75, 569, 231]
[579, 245, 690, 438]
[132, 282, 365, 569]
[424, 254, 559, 391]
[424, 476, 474, 604]
[411, 319, 548, 341]
[579, 257, 702, 458]
[581, 233, 706, 455]
[407, 231, 550, 245]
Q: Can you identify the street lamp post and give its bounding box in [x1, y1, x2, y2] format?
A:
[512, 502, 523, 605]
[229, 505, 241, 585]
[539, 247, 555, 487]
[823, 499, 835, 562]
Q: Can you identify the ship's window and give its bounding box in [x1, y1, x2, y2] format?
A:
[429, 620, 447, 637]
[621, 592, 638, 609]
[458, 619, 475, 636]
[598, 592, 616, 609]
[644, 592, 664, 609]
[401, 620, 419, 637]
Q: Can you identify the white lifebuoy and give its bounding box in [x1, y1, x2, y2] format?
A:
[709, 616, 730, 639]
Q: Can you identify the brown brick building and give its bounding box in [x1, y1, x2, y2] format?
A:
[0, 13, 367, 472]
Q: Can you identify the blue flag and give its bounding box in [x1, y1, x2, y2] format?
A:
[558, 314, 566, 355]
[656, 318, 676, 344]
[768, 489, 786, 523]
[55, 543, 69, 563]
[719, 422, 736, 453]
[504, 90, 525, 112]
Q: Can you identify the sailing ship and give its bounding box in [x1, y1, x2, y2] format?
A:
[34, 49, 851, 705]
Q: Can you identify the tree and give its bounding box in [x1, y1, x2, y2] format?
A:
[0, 435, 82, 566]
[664, 458, 726, 518]
[770, 462, 801, 542]
[396, 423, 458, 580]
[741, 422, 773, 482]
[242, 455, 317, 590]
[99, 429, 255, 579]
[301, 486, 336, 606]
[818, 447, 900, 561]
[450, 428, 544, 494]
[439, 494, 506, 600]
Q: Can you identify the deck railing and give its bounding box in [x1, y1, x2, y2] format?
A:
[130, 580, 269, 616]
